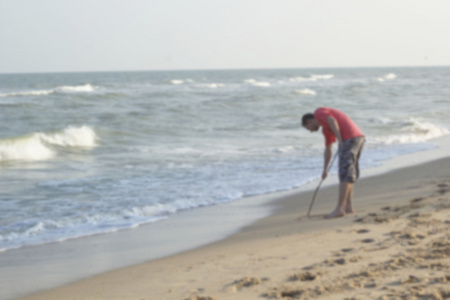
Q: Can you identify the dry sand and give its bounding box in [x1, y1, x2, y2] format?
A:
[15, 158, 450, 300]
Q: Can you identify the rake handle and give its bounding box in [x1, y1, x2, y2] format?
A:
[306, 151, 338, 217]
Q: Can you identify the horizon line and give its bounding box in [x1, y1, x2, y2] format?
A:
[1, 64, 449, 76]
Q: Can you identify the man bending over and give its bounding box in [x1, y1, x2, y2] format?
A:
[302, 107, 365, 219]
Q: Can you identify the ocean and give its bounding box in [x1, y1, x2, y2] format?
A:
[1, 67, 449, 252]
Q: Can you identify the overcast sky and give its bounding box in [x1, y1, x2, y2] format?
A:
[1, 0, 449, 73]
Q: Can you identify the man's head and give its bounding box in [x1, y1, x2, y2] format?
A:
[302, 113, 320, 132]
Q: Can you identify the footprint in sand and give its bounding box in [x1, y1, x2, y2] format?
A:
[332, 247, 357, 256]
[355, 213, 398, 224]
[185, 296, 216, 300]
[288, 271, 318, 282]
[280, 290, 304, 298]
[399, 232, 425, 240]
[430, 275, 450, 283]
[379, 286, 450, 299]
[364, 281, 377, 288]
[227, 277, 268, 291]
[361, 238, 375, 243]
[436, 183, 449, 194]
[410, 197, 424, 203]
[407, 212, 431, 219]
[341, 248, 355, 253]
[356, 229, 370, 234]
[323, 256, 361, 267]
[401, 275, 421, 284]
[333, 258, 346, 265]
[262, 288, 304, 299]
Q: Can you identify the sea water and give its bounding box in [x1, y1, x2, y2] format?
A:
[1, 67, 449, 252]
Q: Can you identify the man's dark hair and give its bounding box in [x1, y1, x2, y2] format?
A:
[302, 113, 314, 126]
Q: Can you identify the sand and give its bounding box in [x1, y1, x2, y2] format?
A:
[13, 157, 450, 300]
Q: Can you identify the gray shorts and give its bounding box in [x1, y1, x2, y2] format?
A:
[338, 137, 365, 183]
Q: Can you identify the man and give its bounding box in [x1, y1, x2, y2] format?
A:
[302, 107, 365, 219]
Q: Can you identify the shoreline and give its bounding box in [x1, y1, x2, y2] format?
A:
[11, 156, 450, 300]
[1, 136, 449, 300]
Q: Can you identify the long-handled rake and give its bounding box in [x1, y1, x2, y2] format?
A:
[307, 152, 338, 217]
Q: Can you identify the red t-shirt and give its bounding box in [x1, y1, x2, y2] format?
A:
[314, 107, 364, 146]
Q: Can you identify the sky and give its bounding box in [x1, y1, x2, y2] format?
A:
[0, 0, 449, 73]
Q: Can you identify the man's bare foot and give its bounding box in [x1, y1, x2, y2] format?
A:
[345, 207, 355, 214]
[324, 209, 345, 219]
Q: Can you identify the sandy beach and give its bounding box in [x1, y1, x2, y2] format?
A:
[3, 1, 450, 299]
[12, 156, 449, 300]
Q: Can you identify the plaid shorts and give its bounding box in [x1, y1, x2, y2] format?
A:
[338, 137, 365, 183]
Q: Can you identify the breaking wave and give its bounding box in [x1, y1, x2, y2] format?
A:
[0, 90, 54, 97]
[370, 119, 449, 145]
[0, 84, 96, 98]
[0, 126, 98, 162]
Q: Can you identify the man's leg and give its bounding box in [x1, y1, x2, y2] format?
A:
[325, 137, 364, 219]
[345, 183, 354, 213]
[346, 138, 364, 214]
[324, 181, 353, 218]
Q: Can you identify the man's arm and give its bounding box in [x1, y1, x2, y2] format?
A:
[327, 116, 343, 145]
[322, 144, 332, 180]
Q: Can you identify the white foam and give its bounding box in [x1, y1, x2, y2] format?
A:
[199, 83, 224, 89]
[57, 84, 95, 93]
[0, 198, 204, 251]
[123, 201, 195, 219]
[244, 79, 271, 87]
[0, 84, 95, 97]
[0, 126, 98, 162]
[39, 126, 98, 148]
[371, 119, 449, 145]
[170, 80, 184, 85]
[385, 73, 397, 79]
[24, 222, 48, 236]
[311, 74, 334, 80]
[295, 88, 316, 95]
[0, 90, 54, 97]
[0, 135, 55, 162]
[377, 73, 397, 82]
[289, 74, 334, 82]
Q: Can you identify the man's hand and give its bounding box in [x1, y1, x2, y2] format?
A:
[322, 170, 328, 180]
